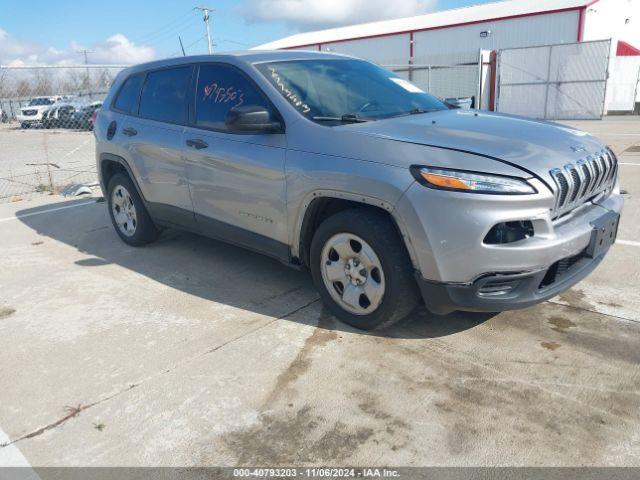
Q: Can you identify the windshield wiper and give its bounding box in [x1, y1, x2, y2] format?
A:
[407, 108, 436, 115]
[312, 113, 369, 123]
[384, 108, 438, 120]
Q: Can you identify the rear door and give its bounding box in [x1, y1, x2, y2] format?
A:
[118, 66, 196, 229]
[183, 62, 288, 260]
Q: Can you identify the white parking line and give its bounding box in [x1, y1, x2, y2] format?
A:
[59, 136, 92, 161]
[617, 239, 640, 248]
[0, 200, 97, 223]
[620, 162, 640, 166]
[0, 427, 39, 477]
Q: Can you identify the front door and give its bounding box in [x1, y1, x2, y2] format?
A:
[183, 63, 288, 260]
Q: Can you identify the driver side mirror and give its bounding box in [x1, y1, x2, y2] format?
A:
[225, 105, 283, 133]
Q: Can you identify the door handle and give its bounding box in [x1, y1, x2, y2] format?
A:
[186, 138, 208, 150]
[122, 127, 137, 137]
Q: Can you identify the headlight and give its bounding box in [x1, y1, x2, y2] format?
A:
[411, 166, 536, 195]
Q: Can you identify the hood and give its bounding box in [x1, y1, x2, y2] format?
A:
[22, 105, 51, 113]
[345, 109, 606, 184]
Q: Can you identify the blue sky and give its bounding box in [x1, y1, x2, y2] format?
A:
[0, 0, 491, 65]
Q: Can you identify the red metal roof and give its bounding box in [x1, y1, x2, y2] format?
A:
[255, 0, 595, 50]
[617, 41, 640, 56]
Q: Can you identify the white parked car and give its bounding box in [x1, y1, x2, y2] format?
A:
[17, 96, 62, 128]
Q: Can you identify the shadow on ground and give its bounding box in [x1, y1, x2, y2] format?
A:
[16, 198, 495, 339]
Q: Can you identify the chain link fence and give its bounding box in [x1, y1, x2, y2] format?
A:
[0, 65, 126, 202]
[496, 40, 611, 120]
[384, 57, 481, 108]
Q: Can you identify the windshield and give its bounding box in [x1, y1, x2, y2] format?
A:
[254, 59, 446, 123]
[28, 98, 54, 106]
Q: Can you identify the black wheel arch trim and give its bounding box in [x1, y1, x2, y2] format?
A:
[99, 153, 149, 205]
[297, 194, 417, 271]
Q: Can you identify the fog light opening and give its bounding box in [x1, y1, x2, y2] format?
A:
[478, 279, 520, 297]
[484, 221, 534, 245]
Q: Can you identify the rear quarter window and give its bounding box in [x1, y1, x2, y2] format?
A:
[113, 73, 145, 114]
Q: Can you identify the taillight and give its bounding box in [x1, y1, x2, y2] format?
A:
[90, 110, 98, 124]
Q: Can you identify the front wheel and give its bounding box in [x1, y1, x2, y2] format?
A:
[107, 173, 158, 246]
[310, 209, 420, 330]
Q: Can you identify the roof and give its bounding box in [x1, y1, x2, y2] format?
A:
[617, 40, 640, 56]
[254, 0, 593, 50]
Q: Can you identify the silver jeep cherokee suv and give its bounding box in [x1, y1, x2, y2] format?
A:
[95, 51, 623, 330]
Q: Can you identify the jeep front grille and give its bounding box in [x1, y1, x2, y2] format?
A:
[549, 149, 617, 219]
[23, 109, 37, 116]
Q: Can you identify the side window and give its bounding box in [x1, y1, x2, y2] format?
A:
[113, 73, 144, 114]
[138, 66, 191, 124]
[195, 64, 273, 131]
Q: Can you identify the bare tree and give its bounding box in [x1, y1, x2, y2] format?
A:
[16, 79, 32, 98]
[32, 70, 53, 96]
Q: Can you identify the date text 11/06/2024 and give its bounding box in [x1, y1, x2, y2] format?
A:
[232, 468, 401, 478]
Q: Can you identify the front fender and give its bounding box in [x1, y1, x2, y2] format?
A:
[285, 149, 418, 266]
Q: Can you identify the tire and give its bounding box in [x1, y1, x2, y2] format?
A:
[21, 123, 29, 129]
[107, 172, 159, 246]
[310, 208, 420, 331]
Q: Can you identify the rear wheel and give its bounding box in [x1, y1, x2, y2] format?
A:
[107, 173, 158, 246]
[310, 208, 420, 330]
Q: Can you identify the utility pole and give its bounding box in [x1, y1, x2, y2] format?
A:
[194, 6, 214, 54]
[76, 49, 94, 95]
[77, 49, 93, 72]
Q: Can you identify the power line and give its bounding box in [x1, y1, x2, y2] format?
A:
[214, 37, 254, 48]
[184, 35, 208, 50]
[131, 12, 195, 44]
[144, 17, 201, 48]
[139, 16, 198, 45]
[168, 35, 207, 58]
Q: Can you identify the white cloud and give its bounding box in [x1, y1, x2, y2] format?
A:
[245, 0, 438, 30]
[0, 29, 155, 66]
[74, 34, 155, 64]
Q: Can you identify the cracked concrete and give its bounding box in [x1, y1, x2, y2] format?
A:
[0, 118, 639, 467]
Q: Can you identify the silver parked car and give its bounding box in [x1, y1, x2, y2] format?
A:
[95, 51, 623, 330]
